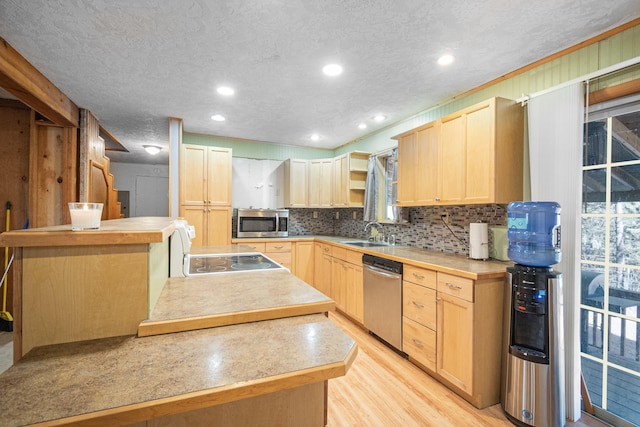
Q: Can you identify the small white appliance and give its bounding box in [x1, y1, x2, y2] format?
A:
[170, 219, 196, 277]
[469, 222, 489, 260]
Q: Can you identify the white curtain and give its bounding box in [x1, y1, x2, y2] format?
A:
[363, 155, 378, 222]
[528, 82, 584, 421]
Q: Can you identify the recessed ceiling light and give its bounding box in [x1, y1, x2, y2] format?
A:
[310, 133, 320, 141]
[358, 123, 367, 129]
[373, 115, 386, 122]
[437, 54, 454, 66]
[322, 64, 343, 76]
[143, 145, 162, 155]
[211, 114, 226, 121]
[216, 86, 235, 96]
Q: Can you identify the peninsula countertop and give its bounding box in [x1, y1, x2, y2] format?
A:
[0, 216, 175, 247]
[0, 314, 357, 427]
[138, 269, 335, 337]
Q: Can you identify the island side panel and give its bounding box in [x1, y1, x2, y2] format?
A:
[147, 382, 325, 427]
[148, 240, 169, 316]
[20, 244, 149, 357]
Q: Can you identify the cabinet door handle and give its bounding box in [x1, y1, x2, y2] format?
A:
[435, 197, 441, 201]
[412, 338, 424, 348]
[324, 247, 331, 252]
[412, 301, 424, 308]
[412, 272, 425, 279]
[436, 297, 442, 302]
[446, 282, 463, 290]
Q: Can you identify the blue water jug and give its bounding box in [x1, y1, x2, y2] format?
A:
[507, 201, 561, 267]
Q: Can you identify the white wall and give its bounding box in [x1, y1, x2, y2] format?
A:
[110, 163, 169, 217]
[232, 158, 284, 209]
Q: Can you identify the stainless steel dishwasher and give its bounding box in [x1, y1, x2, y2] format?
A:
[362, 253, 403, 351]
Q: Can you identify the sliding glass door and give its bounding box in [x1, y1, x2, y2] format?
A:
[581, 96, 640, 426]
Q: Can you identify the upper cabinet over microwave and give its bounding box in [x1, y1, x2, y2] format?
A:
[393, 97, 524, 206]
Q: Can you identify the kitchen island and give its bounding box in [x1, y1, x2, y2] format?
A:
[0, 218, 356, 426]
[0, 314, 356, 426]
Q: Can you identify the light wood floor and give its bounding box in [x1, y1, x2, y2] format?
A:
[326, 311, 609, 427]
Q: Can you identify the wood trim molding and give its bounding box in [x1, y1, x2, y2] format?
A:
[0, 37, 79, 127]
[588, 78, 640, 105]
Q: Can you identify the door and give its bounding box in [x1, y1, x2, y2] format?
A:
[439, 114, 465, 203]
[581, 103, 640, 426]
[437, 292, 473, 394]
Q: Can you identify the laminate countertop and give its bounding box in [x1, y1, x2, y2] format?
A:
[0, 216, 175, 247]
[138, 269, 334, 337]
[0, 314, 356, 427]
[233, 235, 513, 280]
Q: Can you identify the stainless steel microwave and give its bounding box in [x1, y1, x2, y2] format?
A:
[236, 208, 289, 238]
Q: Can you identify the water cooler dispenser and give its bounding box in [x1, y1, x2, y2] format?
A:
[502, 202, 565, 427]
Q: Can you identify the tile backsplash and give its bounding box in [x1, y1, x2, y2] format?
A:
[288, 204, 508, 256]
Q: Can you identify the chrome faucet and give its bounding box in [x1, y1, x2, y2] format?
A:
[364, 221, 384, 242]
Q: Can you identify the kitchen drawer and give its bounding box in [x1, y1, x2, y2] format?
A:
[403, 281, 436, 330]
[346, 249, 363, 265]
[404, 265, 436, 289]
[239, 242, 266, 252]
[403, 317, 436, 372]
[268, 251, 291, 268]
[331, 246, 347, 261]
[265, 241, 292, 253]
[437, 272, 474, 302]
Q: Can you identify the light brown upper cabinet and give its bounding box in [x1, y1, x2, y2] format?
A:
[179, 144, 232, 246]
[394, 97, 523, 206]
[283, 159, 309, 208]
[308, 158, 334, 208]
[180, 144, 232, 206]
[397, 121, 439, 205]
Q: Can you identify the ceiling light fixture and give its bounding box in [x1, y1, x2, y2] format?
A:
[211, 114, 226, 121]
[322, 64, 343, 76]
[358, 123, 367, 129]
[216, 86, 235, 96]
[143, 145, 162, 155]
[437, 54, 454, 66]
[310, 133, 320, 141]
[373, 115, 386, 122]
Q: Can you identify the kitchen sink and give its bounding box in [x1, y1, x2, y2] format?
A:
[340, 241, 389, 248]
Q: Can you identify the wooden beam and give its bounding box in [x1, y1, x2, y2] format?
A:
[0, 37, 79, 128]
[588, 78, 640, 105]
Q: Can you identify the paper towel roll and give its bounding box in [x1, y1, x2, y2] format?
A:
[469, 222, 489, 260]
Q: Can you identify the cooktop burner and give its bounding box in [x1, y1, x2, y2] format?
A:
[185, 252, 286, 276]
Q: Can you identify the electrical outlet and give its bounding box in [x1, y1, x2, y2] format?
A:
[352, 211, 357, 220]
[313, 211, 318, 219]
[441, 213, 451, 225]
[336, 211, 340, 220]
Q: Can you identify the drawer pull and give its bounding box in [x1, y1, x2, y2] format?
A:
[412, 338, 424, 348]
[446, 282, 463, 290]
[412, 272, 425, 279]
[412, 301, 424, 308]
[274, 245, 284, 249]
[324, 247, 331, 252]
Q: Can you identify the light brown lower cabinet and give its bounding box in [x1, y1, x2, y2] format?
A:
[313, 242, 333, 297]
[402, 266, 504, 409]
[293, 241, 314, 285]
[330, 246, 364, 324]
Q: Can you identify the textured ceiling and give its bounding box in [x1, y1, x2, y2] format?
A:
[1, 0, 639, 164]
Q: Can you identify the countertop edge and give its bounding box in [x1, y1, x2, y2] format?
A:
[31, 349, 357, 427]
[138, 301, 336, 337]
